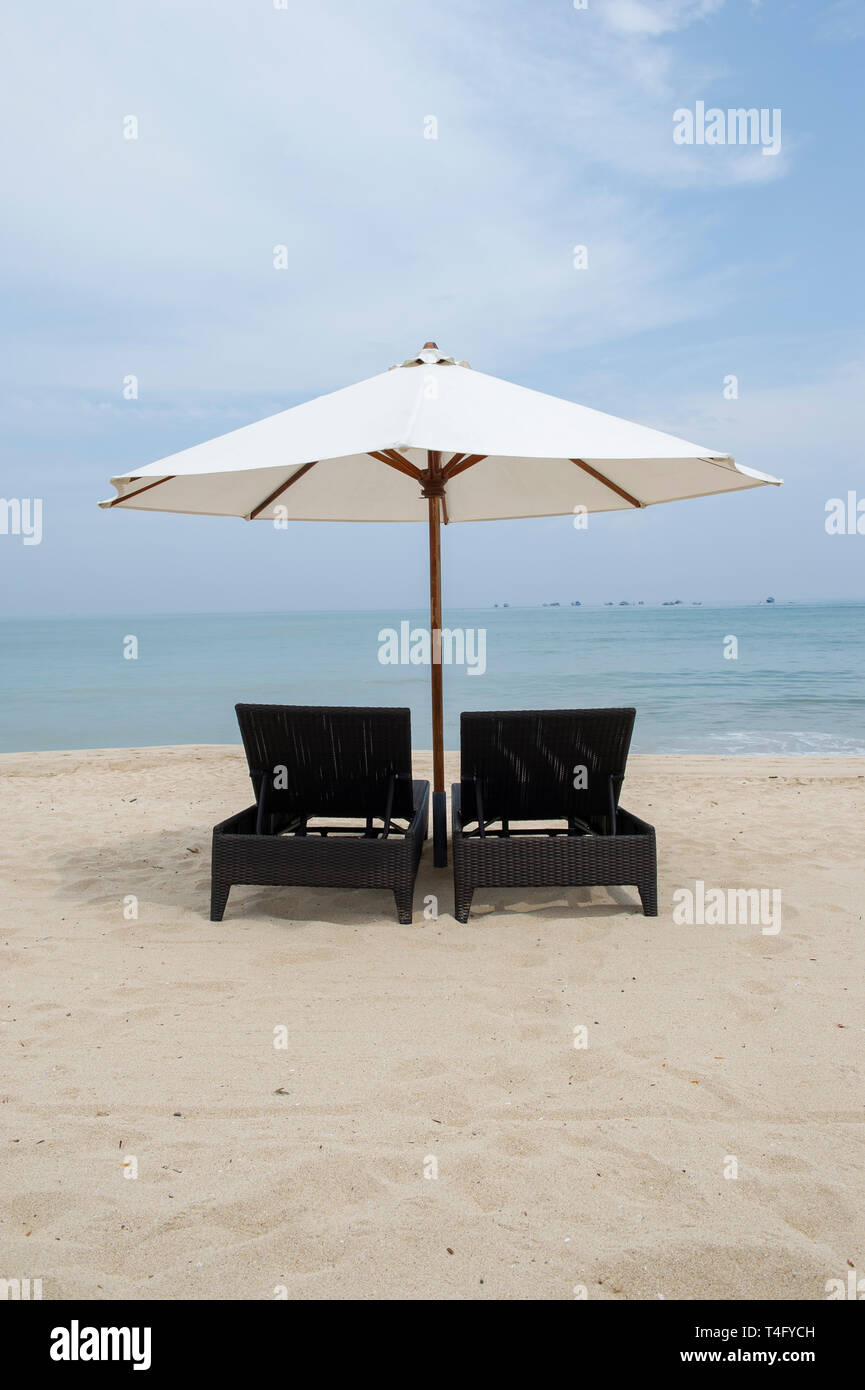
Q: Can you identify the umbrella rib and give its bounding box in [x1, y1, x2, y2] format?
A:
[248, 460, 318, 519]
[442, 453, 486, 482]
[570, 458, 643, 508]
[108, 476, 175, 507]
[368, 450, 424, 482]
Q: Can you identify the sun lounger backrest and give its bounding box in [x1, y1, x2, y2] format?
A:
[460, 708, 636, 824]
[235, 704, 415, 820]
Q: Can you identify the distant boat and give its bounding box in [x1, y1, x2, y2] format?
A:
[571, 600, 581, 607]
[766, 596, 775, 603]
[619, 600, 629, 606]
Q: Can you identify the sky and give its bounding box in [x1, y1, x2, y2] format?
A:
[1, 0, 863, 615]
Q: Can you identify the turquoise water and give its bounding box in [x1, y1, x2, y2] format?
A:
[1, 604, 863, 755]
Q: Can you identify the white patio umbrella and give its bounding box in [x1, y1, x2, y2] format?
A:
[101, 341, 781, 863]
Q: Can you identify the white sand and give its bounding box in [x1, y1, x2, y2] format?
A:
[1, 746, 863, 1300]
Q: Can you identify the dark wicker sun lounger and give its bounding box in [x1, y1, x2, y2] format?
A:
[211, 705, 429, 924]
[451, 708, 657, 923]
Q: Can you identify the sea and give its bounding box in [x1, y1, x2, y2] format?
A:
[1, 603, 863, 756]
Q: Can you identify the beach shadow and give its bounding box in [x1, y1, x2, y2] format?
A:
[47, 829, 644, 929]
[412, 855, 643, 923]
[45, 823, 424, 929]
[46, 822, 221, 917]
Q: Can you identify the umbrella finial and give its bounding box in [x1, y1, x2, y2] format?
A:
[395, 341, 468, 368]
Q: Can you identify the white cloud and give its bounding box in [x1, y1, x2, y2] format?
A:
[0, 0, 791, 404]
[601, 0, 726, 37]
[613, 350, 865, 480]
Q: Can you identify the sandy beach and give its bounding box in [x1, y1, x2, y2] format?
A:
[1, 746, 863, 1301]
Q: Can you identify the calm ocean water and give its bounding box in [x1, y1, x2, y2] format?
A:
[1, 604, 863, 756]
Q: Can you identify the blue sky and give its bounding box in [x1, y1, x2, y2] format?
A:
[2, 0, 863, 614]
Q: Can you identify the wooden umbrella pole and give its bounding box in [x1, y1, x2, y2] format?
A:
[426, 449, 447, 866]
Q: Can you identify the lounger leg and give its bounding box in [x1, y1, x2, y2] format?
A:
[393, 887, 414, 925]
[638, 877, 658, 917]
[454, 888, 473, 924]
[210, 879, 230, 922]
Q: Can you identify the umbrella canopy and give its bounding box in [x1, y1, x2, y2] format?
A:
[101, 342, 778, 522]
[101, 342, 781, 865]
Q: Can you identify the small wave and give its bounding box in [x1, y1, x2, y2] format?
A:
[705, 730, 865, 756]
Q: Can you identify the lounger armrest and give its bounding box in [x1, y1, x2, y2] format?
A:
[451, 782, 464, 836]
[381, 772, 398, 838]
[615, 805, 655, 837]
[254, 777, 269, 835]
[213, 805, 259, 836]
[381, 773, 428, 840]
[406, 779, 430, 843]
